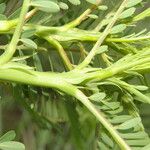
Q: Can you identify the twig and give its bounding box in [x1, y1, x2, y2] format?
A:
[106, 36, 150, 42]
[76, 0, 129, 69]
[63, 0, 102, 29]
[44, 36, 73, 70]
[0, 0, 30, 65]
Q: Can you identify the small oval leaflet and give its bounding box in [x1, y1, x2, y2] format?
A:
[110, 115, 132, 124]
[120, 131, 148, 139]
[21, 29, 36, 38]
[89, 92, 106, 102]
[111, 24, 126, 34]
[31, 0, 60, 13]
[59, 2, 69, 10]
[118, 117, 141, 130]
[96, 45, 108, 55]
[120, 7, 136, 19]
[88, 14, 98, 19]
[86, 0, 99, 5]
[101, 132, 114, 148]
[0, 141, 25, 150]
[134, 85, 149, 91]
[97, 142, 108, 150]
[101, 102, 120, 110]
[98, 5, 108, 11]
[68, 0, 81, 5]
[126, 0, 142, 8]
[0, 130, 16, 143]
[20, 38, 37, 50]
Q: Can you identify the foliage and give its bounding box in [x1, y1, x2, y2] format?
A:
[0, 131, 25, 150]
[0, 0, 150, 149]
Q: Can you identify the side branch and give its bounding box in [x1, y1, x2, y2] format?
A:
[44, 36, 73, 70]
[0, 0, 30, 65]
[76, 0, 129, 69]
[0, 68, 130, 150]
[63, 0, 102, 29]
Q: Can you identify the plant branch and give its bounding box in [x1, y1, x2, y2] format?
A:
[87, 55, 150, 82]
[109, 78, 150, 104]
[44, 36, 73, 70]
[76, 0, 129, 69]
[94, 17, 112, 67]
[0, 0, 30, 65]
[63, 0, 102, 29]
[76, 90, 131, 150]
[0, 68, 130, 150]
[106, 36, 150, 42]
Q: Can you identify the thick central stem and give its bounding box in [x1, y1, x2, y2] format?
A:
[0, 68, 130, 150]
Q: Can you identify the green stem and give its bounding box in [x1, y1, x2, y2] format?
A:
[94, 12, 113, 32]
[94, 14, 112, 67]
[101, 53, 112, 66]
[0, 19, 18, 33]
[0, 69, 76, 96]
[106, 36, 150, 42]
[76, 0, 129, 69]
[128, 87, 150, 104]
[63, 8, 92, 29]
[0, 45, 47, 52]
[75, 90, 131, 150]
[0, 8, 38, 33]
[86, 56, 150, 82]
[63, 0, 101, 30]
[0, 0, 30, 65]
[44, 36, 73, 70]
[0, 68, 130, 150]
[132, 7, 150, 22]
[108, 78, 150, 104]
